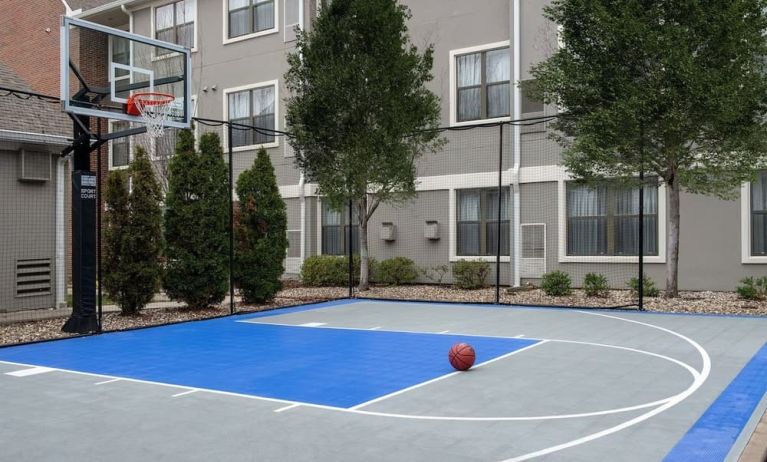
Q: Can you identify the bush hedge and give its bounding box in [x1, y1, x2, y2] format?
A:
[628, 275, 660, 297]
[541, 270, 572, 296]
[737, 276, 767, 300]
[583, 273, 609, 297]
[377, 257, 418, 285]
[452, 260, 490, 289]
[301, 255, 378, 286]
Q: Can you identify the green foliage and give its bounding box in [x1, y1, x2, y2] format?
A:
[103, 147, 164, 315]
[163, 130, 230, 309]
[736, 277, 767, 300]
[285, 0, 444, 289]
[628, 275, 660, 298]
[452, 260, 490, 290]
[377, 257, 418, 286]
[583, 273, 609, 297]
[530, 0, 767, 296]
[300, 255, 378, 286]
[234, 149, 288, 303]
[541, 271, 572, 296]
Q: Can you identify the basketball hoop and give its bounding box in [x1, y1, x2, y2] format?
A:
[126, 92, 176, 138]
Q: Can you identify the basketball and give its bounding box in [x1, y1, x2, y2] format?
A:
[448, 343, 476, 371]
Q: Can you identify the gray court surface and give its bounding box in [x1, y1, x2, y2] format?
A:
[1, 299, 766, 462]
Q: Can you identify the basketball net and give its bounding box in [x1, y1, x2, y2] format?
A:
[127, 92, 175, 139]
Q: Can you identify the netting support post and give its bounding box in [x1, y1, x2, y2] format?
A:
[638, 123, 645, 311]
[96, 118, 103, 332]
[348, 199, 354, 298]
[495, 123, 504, 304]
[228, 123, 235, 315]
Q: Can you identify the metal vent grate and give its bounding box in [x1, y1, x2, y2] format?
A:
[16, 258, 52, 297]
[18, 150, 51, 182]
[521, 224, 546, 278]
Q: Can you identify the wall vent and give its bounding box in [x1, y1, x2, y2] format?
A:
[16, 258, 52, 297]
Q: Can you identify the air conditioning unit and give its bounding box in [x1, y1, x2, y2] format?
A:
[424, 220, 440, 240]
[18, 150, 51, 182]
[380, 222, 396, 241]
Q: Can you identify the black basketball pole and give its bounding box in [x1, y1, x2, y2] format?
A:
[96, 118, 103, 332]
[638, 122, 645, 311]
[495, 123, 503, 304]
[63, 114, 99, 334]
[348, 199, 354, 298]
[228, 123, 235, 315]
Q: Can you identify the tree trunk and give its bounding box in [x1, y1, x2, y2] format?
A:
[665, 178, 681, 298]
[358, 199, 370, 291]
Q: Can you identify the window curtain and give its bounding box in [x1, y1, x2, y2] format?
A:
[229, 91, 251, 147]
[254, 0, 275, 32]
[252, 86, 275, 144]
[485, 189, 510, 255]
[457, 191, 480, 255]
[614, 186, 658, 256]
[485, 49, 510, 118]
[567, 185, 606, 256]
[229, 0, 250, 38]
[752, 172, 767, 255]
[457, 53, 481, 122]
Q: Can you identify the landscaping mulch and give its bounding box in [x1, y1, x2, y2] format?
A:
[2, 284, 766, 346]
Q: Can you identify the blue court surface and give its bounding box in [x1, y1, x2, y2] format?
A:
[2, 299, 767, 462]
[0, 302, 536, 408]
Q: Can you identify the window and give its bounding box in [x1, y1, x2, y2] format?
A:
[457, 188, 509, 256]
[110, 36, 131, 100]
[455, 47, 510, 122]
[110, 122, 130, 169]
[566, 182, 658, 256]
[322, 202, 358, 255]
[155, 0, 195, 50]
[227, 84, 276, 148]
[228, 0, 275, 40]
[751, 172, 767, 255]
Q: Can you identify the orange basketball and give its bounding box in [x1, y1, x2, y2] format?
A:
[448, 343, 476, 371]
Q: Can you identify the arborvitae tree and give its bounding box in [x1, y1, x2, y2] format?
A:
[234, 148, 288, 303]
[103, 146, 164, 315]
[163, 130, 230, 308]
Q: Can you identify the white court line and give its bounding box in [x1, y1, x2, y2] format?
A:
[369, 326, 382, 330]
[497, 310, 712, 462]
[274, 403, 301, 413]
[514, 334, 525, 338]
[6, 366, 54, 377]
[94, 378, 122, 385]
[349, 341, 549, 411]
[299, 322, 326, 327]
[438, 330, 450, 334]
[172, 389, 200, 398]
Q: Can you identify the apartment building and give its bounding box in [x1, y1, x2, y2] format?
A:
[74, 0, 767, 291]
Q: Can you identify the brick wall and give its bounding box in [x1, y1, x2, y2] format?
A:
[0, 0, 64, 96]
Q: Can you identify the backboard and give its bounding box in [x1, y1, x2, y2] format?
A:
[60, 16, 191, 129]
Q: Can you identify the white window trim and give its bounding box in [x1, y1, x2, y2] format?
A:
[108, 120, 131, 170]
[150, 0, 198, 53]
[740, 182, 767, 264]
[449, 187, 512, 263]
[222, 0, 280, 45]
[449, 40, 512, 127]
[222, 80, 280, 152]
[557, 180, 667, 263]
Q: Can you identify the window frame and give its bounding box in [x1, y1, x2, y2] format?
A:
[222, 0, 279, 45]
[456, 187, 510, 257]
[108, 120, 131, 170]
[449, 41, 511, 127]
[558, 180, 666, 263]
[152, 0, 197, 52]
[318, 200, 359, 256]
[741, 178, 767, 263]
[222, 80, 280, 152]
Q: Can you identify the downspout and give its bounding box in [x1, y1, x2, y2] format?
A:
[512, 0, 521, 287]
[56, 156, 67, 309]
[121, 4, 133, 31]
[299, 171, 306, 263]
